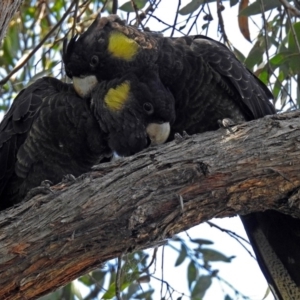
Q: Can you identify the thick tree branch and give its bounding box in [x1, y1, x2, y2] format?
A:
[2, 111, 300, 299]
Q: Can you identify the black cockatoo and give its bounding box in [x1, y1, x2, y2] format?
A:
[63, 15, 300, 299]
[0, 69, 175, 209]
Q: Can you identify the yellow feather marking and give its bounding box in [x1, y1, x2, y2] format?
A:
[104, 81, 130, 111]
[108, 31, 139, 61]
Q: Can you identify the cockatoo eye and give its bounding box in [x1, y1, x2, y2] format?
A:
[143, 102, 154, 115]
[90, 55, 99, 67]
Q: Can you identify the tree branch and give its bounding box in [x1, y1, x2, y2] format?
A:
[0, 0, 77, 86]
[279, 0, 300, 16]
[0, 0, 23, 46]
[2, 111, 300, 299]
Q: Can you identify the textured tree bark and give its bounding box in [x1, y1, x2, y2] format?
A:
[0, 0, 22, 45]
[1, 111, 300, 299]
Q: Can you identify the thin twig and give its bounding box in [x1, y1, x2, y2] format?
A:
[260, 0, 275, 96]
[143, 0, 161, 27]
[36, 1, 46, 29]
[168, 242, 250, 299]
[83, 272, 108, 300]
[146, 14, 186, 35]
[140, 247, 158, 273]
[138, 1, 155, 24]
[277, 0, 300, 109]
[260, 0, 271, 68]
[187, 6, 204, 36]
[279, 0, 300, 16]
[216, 0, 228, 44]
[116, 255, 122, 300]
[206, 221, 258, 260]
[160, 245, 165, 299]
[0, 0, 77, 86]
[71, 0, 79, 37]
[283, 1, 300, 53]
[100, 0, 109, 13]
[131, 0, 144, 29]
[112, 0, 118, 14]
[206, 221, 250, 244]
[171, 0, 181, 37]
[151, 275, 189, 298]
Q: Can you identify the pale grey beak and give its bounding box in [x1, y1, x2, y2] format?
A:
[146, 122, 170, 145]
[73, 75, 98, 97]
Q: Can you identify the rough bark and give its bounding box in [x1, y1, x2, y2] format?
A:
[0, 0, 22, 45]
[1, 111, 300, 299]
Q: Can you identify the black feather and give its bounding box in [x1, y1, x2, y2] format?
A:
[0, 77, 110, 208]
[0, 69, 175, 209]
[63, 16, 300, 299]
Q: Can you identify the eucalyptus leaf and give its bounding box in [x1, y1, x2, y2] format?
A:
[200, 248, 235, 262]
[119, 0, 148, 12]
[239, 0, 291, 16]
[187, 260, 198, 289]
[175, 244, 188, 266]
[190, 238, 214, 245]
[191, 275, 212, 298]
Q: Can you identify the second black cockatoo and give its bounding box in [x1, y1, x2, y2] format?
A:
[63, 15, 300, 299]
[63, 15, 275, 136]
[0, 69, 175, 209]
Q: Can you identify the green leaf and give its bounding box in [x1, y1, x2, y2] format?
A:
[124, 282, 139, 299]
[244, 37, 265, 70]
[187, 260, 198, 289]
[93, 270, 107, 281]
[230, 0, 239, 6]
[190, 238, 214, 245]
[179, 0, 229, 15]
[232, 46, 246, 63]
[179, 0, 202, 15]
[202, 23, 209, 30]
[257, 68, 269, 86]
[272, 70, 284, 99]
[175, 244, 187, 266]
[191, 275, 212, 298]
[270, 51, 300, 76]
[119, 0, 148, 12]
[287, 54, 300, 75]
[270, 52, 289, 67]
[200, 248, 235, 262]
[2, 23, 20, 66]
[60, 283, 72, 300]
[239, 0, 284, 16]
[24, 7, 36, 19]
[288, 22, 300, 53]
[78, 275, 92, 286]
[102, 281, 131, 299]
[52, 0, 64, 12]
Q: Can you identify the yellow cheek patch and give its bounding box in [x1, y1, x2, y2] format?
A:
[108, 31, 139, 61]
[104, 81, 130, 111]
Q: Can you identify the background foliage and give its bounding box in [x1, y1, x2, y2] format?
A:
[1, 0, 300, 299]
